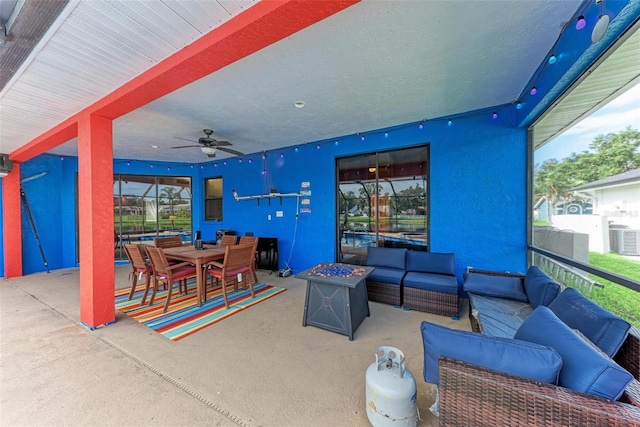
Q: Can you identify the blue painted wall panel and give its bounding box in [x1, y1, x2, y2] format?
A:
[1, 111, 527, 281]
[20, 156, 65, 273]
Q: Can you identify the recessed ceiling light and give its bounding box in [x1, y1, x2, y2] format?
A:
[150, 145, 159, 149]
[293, 101, 305, 109]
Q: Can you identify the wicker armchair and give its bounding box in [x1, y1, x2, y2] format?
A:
[438, 352, 640, 426]
[451, 267, 640, 425]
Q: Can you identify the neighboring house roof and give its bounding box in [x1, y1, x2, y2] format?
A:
[570, 168, 640, 192]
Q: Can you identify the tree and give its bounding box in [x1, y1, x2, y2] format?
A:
[159, 186, 181, 215]
[534, 127, 640, 214]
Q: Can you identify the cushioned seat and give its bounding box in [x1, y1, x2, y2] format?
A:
[403, 272, 458, 294]
[403, 251, 459, 317]
[365, 247, 407, 306]
[468, 293, 533, 338]
[367, 267, 405, 285]
[421, 320, 562, 386]
[515, 306, 633, 401]
[548, 288, 631, 357]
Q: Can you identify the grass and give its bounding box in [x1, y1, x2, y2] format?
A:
[588, 252, 640, 329]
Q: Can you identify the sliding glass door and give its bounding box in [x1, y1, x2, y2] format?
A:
[337, 145, 429, 265]
[113, 175, 192, 260]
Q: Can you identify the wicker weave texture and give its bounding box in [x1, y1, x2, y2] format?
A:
[403, 287, 458, 316]
[366, 280, 401, 306]
[439, 357, 640, 427]
[616, 326, 640, 380]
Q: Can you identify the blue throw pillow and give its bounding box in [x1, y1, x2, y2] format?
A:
[524, 266, 561, 308]
[548, 288, 630, 357]
[463, 273, 528, 302]
[514, 306, 633, 400]
[421, 321, 562, 386]
[366, 247, 407, 270]
[406, 251, 455, 276]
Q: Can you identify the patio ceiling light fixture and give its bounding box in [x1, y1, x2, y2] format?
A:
[591, 0, 609, 43]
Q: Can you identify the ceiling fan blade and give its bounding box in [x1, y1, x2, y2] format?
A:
[171, 145, 200, 149]
[217, 147, 244, 156]
[212, 140, 232, 147]
[174, 136, 197, 143]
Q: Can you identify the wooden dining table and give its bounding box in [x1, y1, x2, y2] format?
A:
[162, 244, 226, 306]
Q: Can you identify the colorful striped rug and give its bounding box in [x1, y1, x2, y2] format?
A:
[115, 281, 286, 341]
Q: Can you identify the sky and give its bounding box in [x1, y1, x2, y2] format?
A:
[535, 82, 640, 164]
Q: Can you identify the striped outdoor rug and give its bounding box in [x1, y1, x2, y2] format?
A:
[115, 281, 286, 341]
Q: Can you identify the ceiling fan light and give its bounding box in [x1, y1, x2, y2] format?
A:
[201, 146, 217, 156]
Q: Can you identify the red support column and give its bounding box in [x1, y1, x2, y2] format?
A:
[78, 114, 115, 328]
[2, 162, 22, 278]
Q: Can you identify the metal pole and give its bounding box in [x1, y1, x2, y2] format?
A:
[20, 188, 49, 273]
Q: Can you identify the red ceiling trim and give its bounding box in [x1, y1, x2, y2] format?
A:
[10, 0, 360, 163]
[11, 119, 78, 162]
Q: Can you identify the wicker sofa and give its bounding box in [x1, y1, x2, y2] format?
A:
[364, 247, 459, 316]
[421, 266, 640, 426]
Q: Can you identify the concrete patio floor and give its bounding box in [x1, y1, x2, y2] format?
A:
[1, 265, 471, 426]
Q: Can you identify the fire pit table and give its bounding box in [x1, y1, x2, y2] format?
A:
[295, 262, 374, 340]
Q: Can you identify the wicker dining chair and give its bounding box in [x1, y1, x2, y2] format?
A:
[145, 246, 197, 313]
[204, 243, 256, 309]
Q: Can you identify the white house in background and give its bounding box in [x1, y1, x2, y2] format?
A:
[550, 169, 640, 255]
[571, 168, 640, 230]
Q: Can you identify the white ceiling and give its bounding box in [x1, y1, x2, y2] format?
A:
[0, 0, 583, 163]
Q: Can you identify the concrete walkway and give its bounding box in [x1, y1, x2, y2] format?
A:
[1, 266, 470, 426]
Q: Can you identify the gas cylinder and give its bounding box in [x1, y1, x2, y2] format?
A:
[365, 346, 418, 426]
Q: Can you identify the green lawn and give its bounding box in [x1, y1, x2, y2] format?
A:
[588, 252, 640, 329]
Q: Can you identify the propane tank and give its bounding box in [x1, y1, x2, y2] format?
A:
[365, 346, 418, 426]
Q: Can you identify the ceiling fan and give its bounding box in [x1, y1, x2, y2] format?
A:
[171, 129, 244, 158]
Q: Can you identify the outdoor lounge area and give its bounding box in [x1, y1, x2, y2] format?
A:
[2, 1, 640, 426]
[1, 265, 462, 426]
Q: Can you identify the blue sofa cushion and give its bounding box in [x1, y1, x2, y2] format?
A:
[514, 306, 633, 400]
[403, 272, 458, 294]
[406, 251, 455, 276]
[366, 267, 405, 285]
[524, 266, 561, 308]
[366, 247, 407, 270]
[421, 321, 562, 386]
[463, 273, 528, 302]
[548, 288, 630, 357]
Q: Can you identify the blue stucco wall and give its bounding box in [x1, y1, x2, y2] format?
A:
[198, 110, 527, 280]
[1, 109, 526, 280]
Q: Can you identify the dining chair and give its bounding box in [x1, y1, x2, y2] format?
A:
[153, 235, 183, 248]
[205, 243, 256, 309]
[123, 243, 153, 303]
[238, 235, 259, 283]
[219, 234, 238, 246]
[145, 246, 197, 313]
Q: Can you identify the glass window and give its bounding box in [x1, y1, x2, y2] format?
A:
[529, 26, 639, 328]
[112, 175, 191, 260]
[337, 146, 428, 265]
[205, 177, 223, 221]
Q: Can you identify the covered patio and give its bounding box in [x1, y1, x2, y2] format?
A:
[1, 0, 640, 425]
[1, 266, 463, 426]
